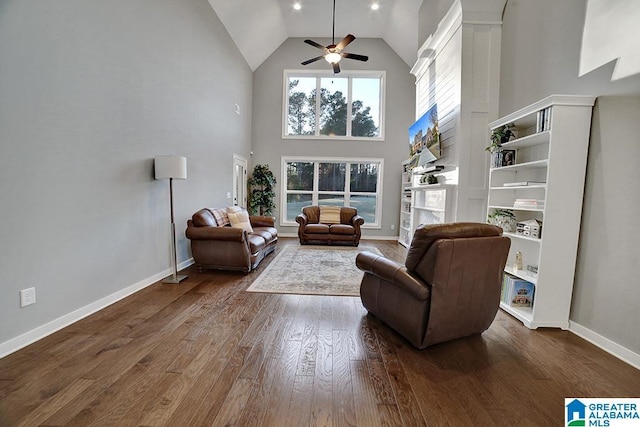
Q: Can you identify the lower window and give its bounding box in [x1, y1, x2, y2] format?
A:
[281, 157, 383, 228]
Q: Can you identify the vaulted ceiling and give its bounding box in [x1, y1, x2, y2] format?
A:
[207, 0, 423, 71]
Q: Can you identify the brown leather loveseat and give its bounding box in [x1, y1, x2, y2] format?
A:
[296, 205, 364, 246]
[356, 222, 510, 349]
[186, 207, 277, 273]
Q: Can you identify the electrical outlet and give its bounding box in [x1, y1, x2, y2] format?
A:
[234, 103, 240, 115]
[390, 224, 395, 230]
[20, 287, 36, 307]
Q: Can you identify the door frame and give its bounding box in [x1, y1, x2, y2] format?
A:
[232, 154, 248, 208]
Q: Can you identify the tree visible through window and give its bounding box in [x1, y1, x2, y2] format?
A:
[285, 71, 384, 139]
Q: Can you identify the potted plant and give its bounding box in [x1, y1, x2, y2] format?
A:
[486, 123, 516, 153]
[248, 164, 276, 216]
[487, 209, 517, 232]
[486, 123, 516, 168]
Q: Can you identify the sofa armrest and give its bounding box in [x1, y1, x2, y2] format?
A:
[295, 213, 309, 226]
[185, 223, 247, 242]
[351, 214, 365, 230]
[250, 215, 275, 227]
[356, 251, 430, 301]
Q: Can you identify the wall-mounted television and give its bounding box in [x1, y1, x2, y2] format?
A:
[408, 104, 441, 167]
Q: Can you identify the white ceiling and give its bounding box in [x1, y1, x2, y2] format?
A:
[207, 0, 423, 70]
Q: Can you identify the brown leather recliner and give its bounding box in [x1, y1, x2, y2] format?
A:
[296, 205, 364, 246]
[186, 208, 277, 273]
[356, 222, 510, 349]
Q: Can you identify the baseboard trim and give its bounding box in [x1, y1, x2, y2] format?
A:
[569, 321, 640, 370]
[0, 259, 194, 359]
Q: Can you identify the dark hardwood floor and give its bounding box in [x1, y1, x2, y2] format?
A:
[1, 238, 638, 426]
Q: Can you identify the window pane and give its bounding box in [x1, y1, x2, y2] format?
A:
[319, 194, 344, 206]
[352, 78, 380, 137]
[319, 77, 348, 136]
[318, 163, 345, 191]
[350, 163, 379, 193]
[286, 194, 313, 221]
[349, 195, 377, 223]
[287, 77, 315, 135]
[286, 162, 314, 191]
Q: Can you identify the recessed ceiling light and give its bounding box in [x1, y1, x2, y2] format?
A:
[371, 3, 379, 10]
[293, 2, 301, 10]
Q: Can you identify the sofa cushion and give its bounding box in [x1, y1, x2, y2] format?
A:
[228, 210, 253, 232]
[329, 224, 356, 235]
[319, 206, 341, 224]
[210, 208, 230, 226]
[306, 223, 330, 234]
[192, 209, 217, 227]
[247, 233, 266, 254]
[252, 228, 276, 243]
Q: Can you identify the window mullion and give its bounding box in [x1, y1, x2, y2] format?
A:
[312, 162, 319, 204]
[346, 77, 353, 137]
[315, 78, 321, 137]
[345, 162, 351, 206]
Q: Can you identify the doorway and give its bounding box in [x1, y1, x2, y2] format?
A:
[232, 154, 248, 208]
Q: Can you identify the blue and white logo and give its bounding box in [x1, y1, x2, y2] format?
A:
[565, 398, 640, 426]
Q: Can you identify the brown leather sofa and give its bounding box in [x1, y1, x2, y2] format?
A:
[185, 208, 277, 273]
[356, 222, 510, 349]
[296, 205, 364, 246]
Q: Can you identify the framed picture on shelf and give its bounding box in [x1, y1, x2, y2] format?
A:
[502, 150, 516, 166]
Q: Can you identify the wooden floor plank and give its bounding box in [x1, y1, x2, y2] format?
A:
[1, 238, 639, 426]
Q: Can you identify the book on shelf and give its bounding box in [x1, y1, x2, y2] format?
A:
[513, 198, 545, 209]
[536, 106, 552, 133]
[501, 274, 535, 307]
[502, 181, 546, 187]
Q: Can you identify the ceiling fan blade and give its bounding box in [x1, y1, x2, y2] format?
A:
[336, 34, 355, 50]
[342, 52, 369, 62]
[332, 62, 341, 74]
[304, 39, 327, 51]
[301, 56, 325, 66]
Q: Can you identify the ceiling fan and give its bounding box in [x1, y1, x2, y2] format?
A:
[301, 0, 369, 74]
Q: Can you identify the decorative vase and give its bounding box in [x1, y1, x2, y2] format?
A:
[490, 151, 503, 168]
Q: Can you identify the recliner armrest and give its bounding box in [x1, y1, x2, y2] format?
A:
[356, 251, 430, 301]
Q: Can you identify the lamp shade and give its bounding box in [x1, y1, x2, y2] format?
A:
[155, 155, 187, 180]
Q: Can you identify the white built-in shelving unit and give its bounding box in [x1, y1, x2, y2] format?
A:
[398, 159, 413, 247]
[487, 94, 595, 329]
[398, 161, 454, 248]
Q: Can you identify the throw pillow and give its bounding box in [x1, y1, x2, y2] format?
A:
[226, 205, 242, 214]
[228, 211, 253, 233]
[210, 208, 230, 227]
[319, 206, 341, 224]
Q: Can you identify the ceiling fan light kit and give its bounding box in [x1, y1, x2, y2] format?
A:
[301, 0, 369, 74]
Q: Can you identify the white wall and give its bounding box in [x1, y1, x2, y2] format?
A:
[500, 0, 640, 354]
[251, 38, 415, 238]
[0, 0, 253, 351]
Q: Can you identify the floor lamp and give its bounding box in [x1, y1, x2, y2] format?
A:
[155, 155, 188, 284]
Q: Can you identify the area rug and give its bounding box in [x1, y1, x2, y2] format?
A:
[245, 245, 383, 296]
